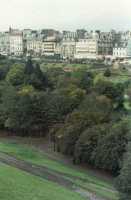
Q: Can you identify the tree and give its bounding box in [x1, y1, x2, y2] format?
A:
[94, 75, 124, 109]
[79, 93, 113, 124]
[46, 67, 64, 89]
[25, 58, 34, 75]
[74, 123, 109, 164]
[56, 111, 90, 155]
[92, 119, 129, 173]
[79, 71, 94, 91]
[46, 91, 80, 124]
[0, 65, 9, 80]
[115, 142, 131, 200]
[30, 63, 48, 90]
[2, 86, 50, 136]
[104, 68, 111, 77]
[6, 64, 25, 86]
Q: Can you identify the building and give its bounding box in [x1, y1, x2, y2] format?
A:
[9, 29, 23, 56]
[42, 36, 57, 56]
[27, 39, 42, 56]
[76, 29, 87, 39]
[74, 38, 98, 59]
[98, 32, 114, 56]
[0, 28, 130, 59]
[113, 46, 127, 58]
[113, 39, 131, 58]
[60, 38, 76, 59]
[0, 32, 10, 55]
[127, 39, 131, 56]
[59, 32, 77, 59]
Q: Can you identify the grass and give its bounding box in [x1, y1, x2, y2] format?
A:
[76, 180, 118, 200]
[109, 74, 130, 84]
[0, 163, 85, 200]
[0, 141, 118, 200]
[40, 62, 90, 70]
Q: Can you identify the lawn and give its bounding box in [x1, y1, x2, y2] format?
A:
[0, 141, 118, 200]
[40, 62, 90, 70]
[0, 163, 86, 200]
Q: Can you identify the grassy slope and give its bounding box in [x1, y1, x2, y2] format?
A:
[0, 141, 118, 200]
[0, 163, 85, 200]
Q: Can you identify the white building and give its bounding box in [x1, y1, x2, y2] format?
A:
[60, 38, 76, 59]
[0, 32, 10, 55]
[27, 40, 42, 56]
[74, 39, 98, 59]
[113, 47, 127, 58]
[113, 38, 131, 59]
[9, 31, 23, 56]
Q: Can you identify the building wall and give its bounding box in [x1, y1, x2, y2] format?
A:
[42, 41, 56, 56]
[27, 40, 42, 56]
[74, 39, 98, 59]
[113, 47, 127, 58]
[127, 39, 131, 57]
[0, 33, 10, 55]
[10, 33, 23, 56]
[60, 39, 76, 59]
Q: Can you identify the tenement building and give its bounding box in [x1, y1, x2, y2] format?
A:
[0, 28, 130, 60]
[0, 32, 10, 56]
[9, 28, 24, 56]
[74, 38, 98, 59]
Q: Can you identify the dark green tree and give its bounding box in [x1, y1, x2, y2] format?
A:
[6, 64, 25, 86]
[25, 58, 34, 75]
[115, 142, 131, 200]
[30, 63, 48, 89]
[104, 68, 111, 77]
[92, 119, 129, 173]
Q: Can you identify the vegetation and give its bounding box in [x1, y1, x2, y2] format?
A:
[0, 141, 118, 200]
[115, 142, 131, 200]
[0, 59, 131, 198]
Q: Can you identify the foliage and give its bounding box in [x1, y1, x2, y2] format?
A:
[0, 65, 9, 80]
[0, 59, 129, 176]
[104, 68, 111, 77]
[6, 64, 25, 86]
[94, 74, 124, 108]
[115, 142, 131, 200]
[92, 119, 129, 173]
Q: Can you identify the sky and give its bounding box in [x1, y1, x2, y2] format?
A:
[1, 0, 131, 31]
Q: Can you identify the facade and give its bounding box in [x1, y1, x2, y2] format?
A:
[75, 39, 98, 59]
[113, 39, 131, 58]
[60, 38, 76, 59]
[59, 32, 77, 59]
[9, 30, 23, 56]
[42, 41, 56, 56]
[127, 39, 131, 56]
[0, 32, 10, 55]
[97, 32, 114, 56]
[27, 40, 42, 56]
[42, 36, 57, 56]
[0, 28, 130, 59]
[113, 47, 127, 58]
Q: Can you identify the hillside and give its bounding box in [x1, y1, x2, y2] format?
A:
[0, 138, 118, 200]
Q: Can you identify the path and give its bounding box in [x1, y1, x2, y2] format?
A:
[0, 151, 106, 200]
[0, 136, 113, 183]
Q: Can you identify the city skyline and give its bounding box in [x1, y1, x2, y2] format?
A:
[0, 0, 131, 31]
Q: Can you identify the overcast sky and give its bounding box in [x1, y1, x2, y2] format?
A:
[1, 0, 131, 31]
